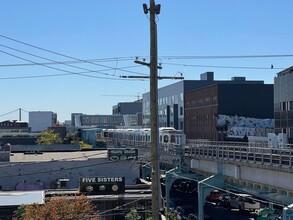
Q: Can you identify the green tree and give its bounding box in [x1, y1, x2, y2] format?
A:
[79, 141, 93, 150]
[13, 205, 26, 220]
[165, 211, 177, 220]
[125, 208, 141, 220]
[35, 130, 62, 145]
[63, 131, 79, 144]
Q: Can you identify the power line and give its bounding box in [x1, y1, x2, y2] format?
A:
[163, 62, 285, 70]
[160, 54, 293, 60]
[0, 34, 147, 76]
[0, 49, 146, 81]
[0, 43, 119, 78]
[0, 57, 135, 67]
[0, 108, 19, 117]
[0, 45, 148, 76]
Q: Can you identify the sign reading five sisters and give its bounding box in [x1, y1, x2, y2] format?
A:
[79, 177, 125, 195]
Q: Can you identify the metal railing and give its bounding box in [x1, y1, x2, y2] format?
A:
[185, 140, 293, 168]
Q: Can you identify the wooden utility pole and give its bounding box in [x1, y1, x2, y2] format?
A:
[121, 2, 183, 219]
[149, 0, 161, 219]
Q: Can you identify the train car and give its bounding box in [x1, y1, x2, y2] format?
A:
[100, 127, 185, 149]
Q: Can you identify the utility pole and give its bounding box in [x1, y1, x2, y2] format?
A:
[149, 0, 161, 219]
[122, 2, 183, 219]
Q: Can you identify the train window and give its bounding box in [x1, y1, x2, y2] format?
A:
[171, 135, 176, 143]
[160, 135, 162, 143]
[96, 133, 102, 140]
[163, 135, 169, 143]
[103, 132, 108, 137]
[147, 135, 151, 142]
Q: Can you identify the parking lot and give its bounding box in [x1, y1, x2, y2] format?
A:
[167, 179, 282, 220]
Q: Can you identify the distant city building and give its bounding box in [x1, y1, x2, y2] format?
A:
[185, 83, 274, 140]
[142, 72, 266, 131]
[274, 66, 293, 143]
[71, 113, 141, 128]
[64, 120, 71, 126]
[0, 120, 38, 145]
[48, 126, 67, 140]
[79, 128, 106, 149]
[112, 100, 143, 126]
[0, 120, 30, 132]
[0, 144, 10, 162]
[29, 111, 57, 132]
[71, 113, 124, 128]
[112, 100, 142, 115]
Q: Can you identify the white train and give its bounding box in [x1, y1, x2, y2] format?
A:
[100, 127, 185, 148]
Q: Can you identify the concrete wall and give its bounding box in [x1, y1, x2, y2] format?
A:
[11, 144, 80, 152]
[0, 158, 140, 190]
[190, 158, 293, 192]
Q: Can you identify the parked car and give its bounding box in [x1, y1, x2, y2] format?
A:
[206, 190, 221, 203]
[217, 194, 232, 207]
[229, 194, 260, 212]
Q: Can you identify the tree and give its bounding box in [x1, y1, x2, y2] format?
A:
[63, 131, 79, 144]
[125, 208, 141, 220]
[13, 205, 26, 220]
[35, 130, 62, 145]
[79, 141, 93, 150]
[14, 196, 100, 220]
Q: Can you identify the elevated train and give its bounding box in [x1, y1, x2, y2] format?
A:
[100, 127, 185, 149]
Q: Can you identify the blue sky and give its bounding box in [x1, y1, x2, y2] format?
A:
[1, 0, 292, 122]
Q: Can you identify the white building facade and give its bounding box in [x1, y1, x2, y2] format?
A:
[274, 66, 293, 143]
[29, 111, 57, 132]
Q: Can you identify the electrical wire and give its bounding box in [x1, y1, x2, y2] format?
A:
[160, 54, 293, 60]
[0, 44, 148, 76]
[0, 49, 146, 81]
[0, 44, 119, 78]
[0, 58, 136, 67]
[97, 195, 150, 215]
[0, 34, 148, 76]
[163, 62, 285, 70]
[0, 109, 19, 117]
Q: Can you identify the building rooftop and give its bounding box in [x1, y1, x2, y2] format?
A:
[0, 190, 45, 206]
[277, 66, 293, 77]
[10, 150, 108, 163]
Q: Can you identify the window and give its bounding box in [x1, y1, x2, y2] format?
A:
[180, 107, 183, 115]
[180, 92, 183, 101]
[163, 135, 169, 143]
[290, 101, 293, 111]
[282, 102, 287, 111]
